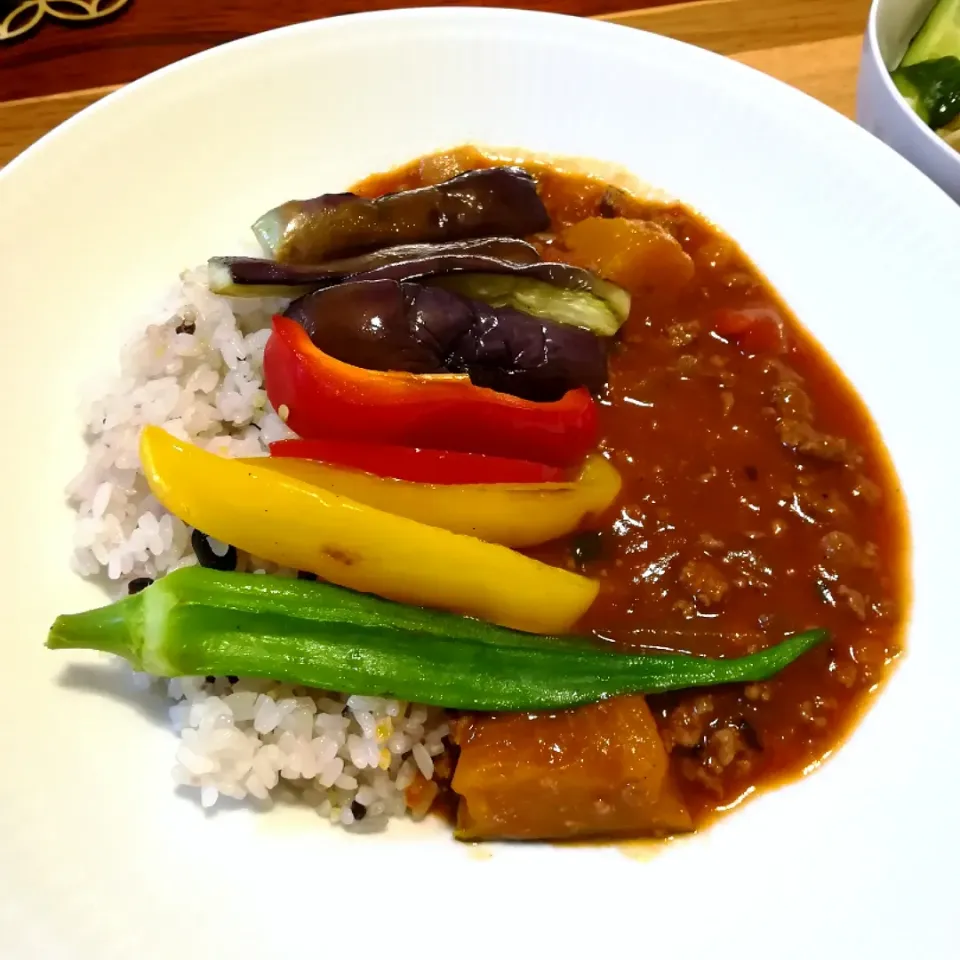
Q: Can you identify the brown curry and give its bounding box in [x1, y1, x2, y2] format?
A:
[356, 149, 908, 840]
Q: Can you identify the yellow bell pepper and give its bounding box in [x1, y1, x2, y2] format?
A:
[243, 454, 621, 547]
[140, 426, 598, 634]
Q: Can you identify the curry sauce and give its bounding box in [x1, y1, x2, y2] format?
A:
[356, 149, 908, 836]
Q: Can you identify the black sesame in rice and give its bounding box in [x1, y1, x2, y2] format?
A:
[350, 801, 367, 821]
[191, 529, 238, 571]
[175, 317, 196, 335]
[127, 576, 154, 595]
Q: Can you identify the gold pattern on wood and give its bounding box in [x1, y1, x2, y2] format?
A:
[1, 0, 132, 41]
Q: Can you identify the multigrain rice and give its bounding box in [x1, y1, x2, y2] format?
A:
[68, 265, 451, 829]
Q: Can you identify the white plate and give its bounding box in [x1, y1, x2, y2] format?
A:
[1, 9, 959, 958]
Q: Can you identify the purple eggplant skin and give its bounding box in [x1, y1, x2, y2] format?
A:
[253, 167, 551, 264]
[412, 285, 608, 400]
[210, 242, 630, 334]
[285, 279, 607, 402]
[289, 280, 440, 374]
[207, 238, 541, 298]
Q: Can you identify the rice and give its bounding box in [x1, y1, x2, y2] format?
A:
[68, 265, 452, 829]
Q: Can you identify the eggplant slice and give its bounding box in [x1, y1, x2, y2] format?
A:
[285, 279, 608, 402]
[207, 238, 541, 298]
[253, 167, 551, 264]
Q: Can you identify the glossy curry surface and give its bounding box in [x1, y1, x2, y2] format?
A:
[356, 149, 908, 836]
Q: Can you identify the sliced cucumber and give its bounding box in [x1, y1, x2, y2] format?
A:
[902, 0, 960, 66]
[894, 56, 960, 129]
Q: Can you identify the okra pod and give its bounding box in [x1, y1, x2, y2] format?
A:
[47, 568, 829, 711]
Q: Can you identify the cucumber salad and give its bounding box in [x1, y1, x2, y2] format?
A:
[892, 0, 960, 151]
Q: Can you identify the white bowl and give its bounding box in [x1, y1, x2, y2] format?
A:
[2, 9, 960, 958]
[857, 0, 960, 201]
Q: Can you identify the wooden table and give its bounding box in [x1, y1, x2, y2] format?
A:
[0, 0, 869, 168]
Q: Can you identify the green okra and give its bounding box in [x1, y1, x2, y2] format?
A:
[47, 567, 829, 711]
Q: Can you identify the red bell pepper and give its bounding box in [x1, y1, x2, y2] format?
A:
[269, 438, 569, 484]
[264, 317, 597, 468]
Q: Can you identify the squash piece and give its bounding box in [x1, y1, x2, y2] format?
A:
[557, 217, 695, 301]
[452, 695, 693, 841]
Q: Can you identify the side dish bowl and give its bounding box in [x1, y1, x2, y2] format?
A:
[1, 9, 959, 958]
[857, 0, 960, 201]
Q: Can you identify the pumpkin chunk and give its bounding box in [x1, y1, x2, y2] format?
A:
[453, 695, 693, 841]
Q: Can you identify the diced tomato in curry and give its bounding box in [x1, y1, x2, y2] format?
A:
[357, 149, 908, 841]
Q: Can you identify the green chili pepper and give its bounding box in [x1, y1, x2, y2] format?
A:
[46, 567, 828, 711]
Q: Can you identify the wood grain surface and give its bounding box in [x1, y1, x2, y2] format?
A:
[601, 0, 868, 53]
[0, 0, 870, 168]
[0, 0, 677, 101]
[735, 35, 863, 119]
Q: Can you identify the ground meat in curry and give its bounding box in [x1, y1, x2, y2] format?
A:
[358, 149, 907, 835]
